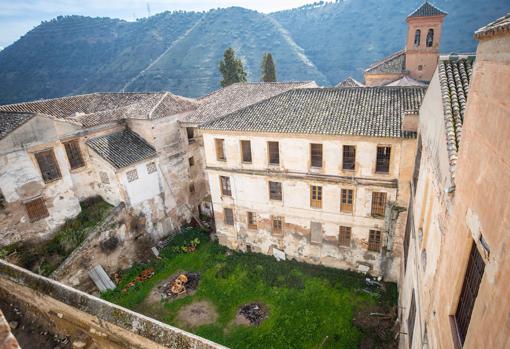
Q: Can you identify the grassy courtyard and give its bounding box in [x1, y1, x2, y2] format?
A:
[102, 228, 397, 349]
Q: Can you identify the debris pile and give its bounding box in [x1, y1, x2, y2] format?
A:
[238, 303, 268, 326]
[122, 268, 155, 292]
[161, 272, 200, 298]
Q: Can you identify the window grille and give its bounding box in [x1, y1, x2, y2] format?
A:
[340, 189, 354, 213]
[368, 230, 382, 251]
[272, 216, 283, 235]
[25, 197, 49, 222]
[268, 141, 280, 165]
[339, 226, 351, 247]
[247, 212, 257, 229]
[146, 162, 157, 174]
[310, 144, 323, 168]
[342, 145, 356, 170]
[371, 192, 387, 217]
[35, 149, 62, 183]
[126, 169, 138, 182]
[269, 181, 282, 201]
[64, 140, 85, 170]
[376, 146, 391, 173]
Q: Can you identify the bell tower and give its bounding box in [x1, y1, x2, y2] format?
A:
[405, 1, 447, 82]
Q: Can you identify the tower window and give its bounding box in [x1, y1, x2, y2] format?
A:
[418, 65, 423, 71]
[414, 29, 421, 46]
[426, 29, 434, 47]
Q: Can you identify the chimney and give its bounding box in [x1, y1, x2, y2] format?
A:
[402, 110, 419, 133]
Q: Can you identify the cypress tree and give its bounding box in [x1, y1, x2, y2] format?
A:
[261, 52, 277, 82]
[219, 48, 247, 87]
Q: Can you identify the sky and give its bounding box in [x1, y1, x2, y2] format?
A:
[0, 0, 320, 49]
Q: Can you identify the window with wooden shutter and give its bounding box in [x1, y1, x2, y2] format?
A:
[376, 146, 391, 173]
[310, 222, 322, 243]
[224, 208, 234, 225]
[408, 290, 417, 348]
[339, 226, 351, 247]
[25, 197, 49, 222]
[340, 188, 354, 213]
[272, 216, 283, 236]
[215, 139, 226, 161]
[247, 212, 257, 229]
[35, 149, 62, 183]
[269, 181, 282, 201]
[220, 176, 231, 196]
[342, 145, 356, 170]
[268, 141, 279, 165]
[310, 185, 322, 208]
[310, 144, 323, 168]
[64, 140, 85, 170]
[455, 243, 485, 345]
[241, 140, 252, 163]
[371, 192, 387, 217]
[368, 230, 382, 251]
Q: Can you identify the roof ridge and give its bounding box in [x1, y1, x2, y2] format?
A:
[365, 50, 405, 72]
[407, 1, 447, 18]
[149, 92, 169, 119]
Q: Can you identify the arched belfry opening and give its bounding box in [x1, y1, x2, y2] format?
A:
[414, 29, 421, 46]
[426, 29, 434, 47]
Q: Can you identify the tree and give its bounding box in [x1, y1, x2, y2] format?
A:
[219, 48, 247, 87]
[261, 52, 277, 82]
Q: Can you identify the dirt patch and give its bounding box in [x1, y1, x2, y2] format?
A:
[176, 301, 218, 328]
[235, 302, 269, 326]
[353, 305, 398, 349]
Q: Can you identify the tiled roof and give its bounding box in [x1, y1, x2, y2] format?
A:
[335, 77, 364, 87]
[86, 129, 157, 169]
[183, 82, 317, 125]
[0, 92, 198, 127]
[475, 13, 510, 39]
[408, 1, 447, 18]
[438, 55, 475, 179]
[0, 111, 36, 140]
[365, 50, 406, 75]
[201, 87, 426, 138]
[385, 76, 427, 87]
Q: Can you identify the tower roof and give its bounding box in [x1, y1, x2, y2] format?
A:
[408, 1, 447, 18]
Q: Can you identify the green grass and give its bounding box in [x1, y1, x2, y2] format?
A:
[102, 228, 397, 349]
[0, 196, 113, 276]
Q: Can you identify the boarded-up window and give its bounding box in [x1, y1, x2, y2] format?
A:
[342, 145, 356, 170]
[341, 189, 354, 213]
[269, 181, 282, 201]
[310, 144, 323, 168]
[64, 140, 85, 170]
[247, 212, 257, 229]
[455, 243, 485, 345]
[189, 183, 195, 193]
[408, 290, 417, 348]
[99, 171, 110, 184]
[126, 169, 138, 182]
[25, 197, 49, 222]
[35, 149, 62, 183]
[268, 141, 279, 165]
[241, 140, 252, 163]
[186, 127, 195, 143]
[220, 176, 231, 196]
[376, 146, 391, 173]
[189, 157, 195, 166]
[368, 230, 382, 251]
[272, 216, 283, 235]
[371, 192, 387, 217]
[224, 208, 234, 225]
[215, 139, 225, 161]
[310, 185, 322, 208]
[146, 162, 157, 174]
[339, 226, 351, 247]
[310, 222, 322, 243]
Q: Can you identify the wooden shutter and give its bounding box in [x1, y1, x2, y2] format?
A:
[35, 149, 62, 182]
[268, 141, 279, 165]
[368, 230, 382, 251]
[220, 176, 231, 196]
[241, 140, 252, 163]
[339, 226, 351, 247]
[310, 185, 322, 208]
[341, 189, 354, 213]
[25, 198, 49, 222]
[371, 192, 387, 217]
[342, 145, 356, 170]
[310, 144, 323, 168]
[376, 146, 391, 173]
[64, 140, 85, 170]
[215, 139, 225, 161]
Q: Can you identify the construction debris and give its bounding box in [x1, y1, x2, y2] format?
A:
[159, 272, 200, 299]
[122, 268, 155, 292]
[238, 303, 268, 326]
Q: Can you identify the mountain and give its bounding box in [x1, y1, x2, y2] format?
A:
[0, 0, 507, 104]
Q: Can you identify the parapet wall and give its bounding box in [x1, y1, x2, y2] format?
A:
[0, 260, 226, 349]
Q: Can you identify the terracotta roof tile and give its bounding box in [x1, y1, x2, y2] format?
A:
[475, 13, 510, 39]
[365, 50, 406, 75]
[0, 111, 36, 140]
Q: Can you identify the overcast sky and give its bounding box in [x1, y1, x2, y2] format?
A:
[0, 0, 321, 49]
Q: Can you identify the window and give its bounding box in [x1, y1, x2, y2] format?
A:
[220, 176, 231, 196]
[340, 189, 354, 213]
[339, 226, 351, 247]
[272, 216, 283, 235]
[215, 138, 226, 161]
[247, 212, 257, 229]
[368, 230, 382, 251]
[269, 181, 282, 201]
[189, 156, 195, 167]
[310, 185, 322, 208]
[418, 65, 423, 71]
[224, 208, 234, 225]
[414, 29, 421, 46]
[35, 149, 62, 183]
[310, 143, 323, 168]
[342, 145, 356, 170]
[0, 189, 5, 209]
[376, 146, 391, 173]
[189, 183, 195, 194]
[146, 162, 157, 174]
[268, 141, 280, 165]
[371, 192, 387, 217]
[126, 169, 138, 182]
[25, 197, 49, 222]
[186, 127, 195, 144]
[408, 290, 417, 348]
[64, 140, 85, 170]
[241, 140, 252, 163]
[310, 222, 322, 243]
[99, 171, 110, 184]
[426, 29, 434, 47]
[455, 243, 485, 345]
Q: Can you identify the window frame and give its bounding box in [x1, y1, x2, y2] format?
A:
[339, 226, 351, 247]
[310, 143, 323, 168]
[247, 212, 257, 229]
[310, 185, 323, 209]
[240, 140, 252, 163]
[371, 192, 387, 218]
[186, 127, 195, 144]
[215, 138, 226, 161]
[220, 176, 232, 196]
[24, 197, 49, 222]
[34, 148, 62, 183]
[368, 229, 382, 252]
[414, 29, 421, 47]
[268, 181, 282, 201]
[126, 169, 139, 182]
[340, 188, 354, 213]
[375, 145, 391, 174]
[63, 139, 85, 170]
[342, 145, 356, 171]
[272, 216, 283, 236]
[267, 141, 280, 165]
[146, 162, 157, 174]
[224, 207, 234, 226]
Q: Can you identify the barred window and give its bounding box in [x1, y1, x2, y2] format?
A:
[371, 192, 387, 217]
[146, 162, 157, 174]
[368, 230, 382, 252]
[64, 140, 85, 170]
[247, 212, 257, 229]
[376, 146, 391, 173]
[310, 143, 323, 168]
[35, 149, 62, 183]
[126, 169, 138, 182]
[241, 140, 252, 163]
[99, 171, 110, 184]
[269, 181, 282, 201]
[25, 197, 49, 222]
[224, 208, 234, 225]
[342, 145, 356, 170]
[310, 222, 322, 243]
[272, 216, 283, 235]
[310, 185, 322, 208]
[340, 188, 354, 213]
[339, 226, 351, 247]
[268, 141, 280, 165]
[220, 176, 231, 196]
[408, 290, 417, 348]
[215, 139, 226, 161]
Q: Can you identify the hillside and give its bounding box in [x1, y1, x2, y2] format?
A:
[0, 0, 507, 104]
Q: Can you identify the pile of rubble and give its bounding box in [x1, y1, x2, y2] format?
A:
[160, 272, 200, 299]
[238, 303, 268, 326]
[122, 268, 155, 292]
